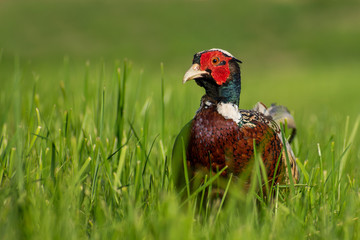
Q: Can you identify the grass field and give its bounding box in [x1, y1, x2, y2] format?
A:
[0, 0, 360, 239]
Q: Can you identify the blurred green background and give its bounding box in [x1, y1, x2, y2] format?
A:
[0, 1, 360, 238]
[0, 0, 359, 117]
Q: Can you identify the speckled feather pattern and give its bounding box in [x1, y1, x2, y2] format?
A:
[187, 98, 288, 185]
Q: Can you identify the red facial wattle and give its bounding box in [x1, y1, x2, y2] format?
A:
[199, 51, 232, 85]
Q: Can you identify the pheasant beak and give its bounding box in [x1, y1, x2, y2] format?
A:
[183, 64, 209, 84]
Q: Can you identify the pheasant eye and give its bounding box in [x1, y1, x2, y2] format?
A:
[212, 57, 220, 64]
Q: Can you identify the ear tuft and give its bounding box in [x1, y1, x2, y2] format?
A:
[234, 58, 242, 64]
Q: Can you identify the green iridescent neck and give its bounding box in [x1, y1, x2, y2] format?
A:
[197, 71, 241, 106]
[219, 73, 241, 105]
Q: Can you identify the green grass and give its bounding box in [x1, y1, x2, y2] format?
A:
[0, 56, 359, 239]
[0, 0, 360, 239]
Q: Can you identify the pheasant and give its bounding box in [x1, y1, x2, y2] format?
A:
[172, 48, 299, 194]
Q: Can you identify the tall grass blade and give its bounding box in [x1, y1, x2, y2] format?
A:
[280, 124, 295, 195]
[26, 126, 41, 156]
[296, 158, 309, 183]
[181, 138, 190, 198]
[339, 115, 360, 180]
[115, 60, 131, 147]
[51, 142, 56, 184]
[73, 157, 91, 185]
[160, 62, 165, 141]
[215, 173, 233, 223]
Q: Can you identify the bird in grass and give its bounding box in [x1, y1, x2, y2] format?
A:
[172, 48, 299, 194]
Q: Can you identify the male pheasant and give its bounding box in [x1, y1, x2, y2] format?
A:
[172, 48, 299, 194]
